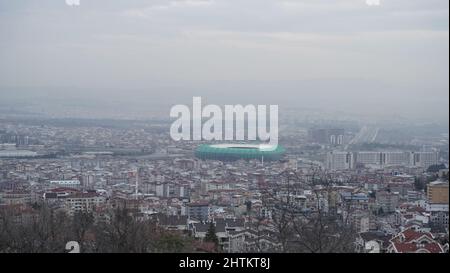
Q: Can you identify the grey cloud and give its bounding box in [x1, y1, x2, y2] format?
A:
[0, 0, 448, 123]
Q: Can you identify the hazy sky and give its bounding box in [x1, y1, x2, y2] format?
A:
[0, 0, 448, 122]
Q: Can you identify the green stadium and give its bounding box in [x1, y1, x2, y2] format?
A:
[195, 144, 285, 161]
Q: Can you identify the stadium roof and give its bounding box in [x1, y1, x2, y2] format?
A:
[195, 143, 285, 161]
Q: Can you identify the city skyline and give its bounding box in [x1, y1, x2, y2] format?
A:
[0, 0, 448, 258]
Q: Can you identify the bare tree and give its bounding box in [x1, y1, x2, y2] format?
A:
[259, 167, 356, 253]
[0, 204, 194, 253]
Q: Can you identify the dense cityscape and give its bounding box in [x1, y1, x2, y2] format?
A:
[0, 0, 448, 258]
[0, 116, 448, 253]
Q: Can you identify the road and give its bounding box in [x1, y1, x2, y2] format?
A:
[349, 126, 380, 145]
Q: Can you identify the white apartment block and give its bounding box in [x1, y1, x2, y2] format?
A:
[326, 151, 354, 170]
[64, 192, 106, 216]
[383, 152, 413, 166]
[412, 152, 439, 168]
[356, 152, 381, 165]
[326, 151, 439, 170]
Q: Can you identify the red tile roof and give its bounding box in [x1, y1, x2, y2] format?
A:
[390, 228, 444, 253]
[398, 228, 434, 243]
[392, 242, 444, 253]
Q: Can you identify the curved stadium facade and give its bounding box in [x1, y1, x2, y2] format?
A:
[195, 144, 285, 161]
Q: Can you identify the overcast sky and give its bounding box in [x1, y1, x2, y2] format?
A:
[0, 0, 448, 122]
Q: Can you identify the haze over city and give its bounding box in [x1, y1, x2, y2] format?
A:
[0, 0, 448, 123]
[0, 0, 449, 258]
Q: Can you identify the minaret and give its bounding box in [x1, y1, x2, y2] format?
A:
[135, 167, 139, 200]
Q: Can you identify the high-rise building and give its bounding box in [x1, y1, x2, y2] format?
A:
[426, 181, 449, 228]
[355, 152, 382, 166]
[350, 151, 438, 168]
[413, 152, 439, 169]
[427, 181, 449, 204]
[187, 202, 211, 221]
[326, 151, 354, 170]
[383, 152, 412, 166]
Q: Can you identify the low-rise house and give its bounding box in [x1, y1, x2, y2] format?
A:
[355, 231, 391, 253]
[154, 213, 189, 232]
